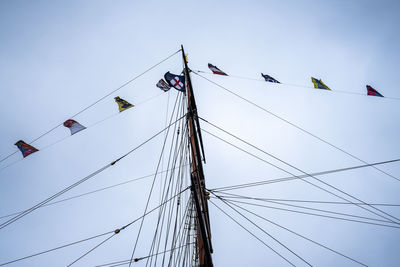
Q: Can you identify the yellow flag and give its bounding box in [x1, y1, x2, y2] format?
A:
[311, 77, 331, 90]
[114, 96, 134, 112]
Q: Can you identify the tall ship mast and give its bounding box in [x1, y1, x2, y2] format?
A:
[1, 45, 399, 267]
[182, 45, 213, 267]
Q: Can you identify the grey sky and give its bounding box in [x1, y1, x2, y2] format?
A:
[0, 1, 399, 266]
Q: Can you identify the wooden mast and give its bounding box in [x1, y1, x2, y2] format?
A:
[181, 45, 213, 267]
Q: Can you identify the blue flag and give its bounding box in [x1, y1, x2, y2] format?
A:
[261, 73, 280, 83]
[164, 72, 185, 92]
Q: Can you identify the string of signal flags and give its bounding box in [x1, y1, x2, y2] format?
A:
[4, 58, 395, 161]
[13, 97, 136, 158]
[0, 49, 183, 163]
[6, 70, 188, 161]
[191, 63, 390, 99]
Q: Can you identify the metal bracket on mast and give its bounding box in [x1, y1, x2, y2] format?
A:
[181, 45, 213, 267]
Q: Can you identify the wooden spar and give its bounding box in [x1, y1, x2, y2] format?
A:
[181, 45, 213, 267]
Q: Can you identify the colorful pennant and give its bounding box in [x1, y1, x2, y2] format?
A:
[114, 96, 134, 112]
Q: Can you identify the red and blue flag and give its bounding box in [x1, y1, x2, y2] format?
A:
[164, 72, 185, 92]
[14, 140, 39, 158]
[208, 63, 228, 76]
[366, 85, 383, 97]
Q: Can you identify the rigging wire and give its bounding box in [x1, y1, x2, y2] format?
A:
[218, 196, 368, 266]
[148, 180, 190, 267]
[209, 200, 297, 267]
[127, 92, 184, 267]
[159, 190, 191, 266]
[210, 194, 313, 266]
[209, 158, 400, 192]
[0, 92, 165, 174]
[5, 55, 396, 265]
[215, 197, 400, 229]
[67, 233, 117, 267]
[149, 103, 196, 267]
[113, 114, 186, 163]
[2, 157, 397, 222]
[161, 101, 191, 267]
[232, 198, 400, 207]
[160, 90, 172, 202]
[193, 72, 400, 185]
[151, 129, 190, 265]
[0, 166, 187, 221]
[167, 195, 193, 267]
[0, 231, 114, 266]
[194, 70, 400, 101]
[94, 243, 195, 267]
[138, 87, 198, 266]
[168, 148, 196, 267]
[0, 188, 189, 266]
[0, 163, 112, 230]
[0, 50, 181, 165]
[147, 104, 187, 267]
[66, 186, 190, 267]
[213, 192, 394, 224]
[200, 119, 400, 224]
[201, 127, 400, 224]
[0, 115, 186, 230]
[146, 96, 188, 266]
[167, 159, 192, 266]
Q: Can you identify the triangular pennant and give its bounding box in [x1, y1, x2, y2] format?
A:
[366, 85, 383, 97]
[208, 63, 228, 76]
[114, 96, 134, 112]
[14, 140, 39, 158]
[261, 73, 280, 83]
[63, 119, 86, 135]
[311, 77, 331, 90]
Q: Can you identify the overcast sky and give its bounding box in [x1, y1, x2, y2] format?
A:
[1, 1, 400, 266]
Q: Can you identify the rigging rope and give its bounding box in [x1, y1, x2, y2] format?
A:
[194, 72, 400, 185]
[214, 192, 395, 224]
[0, 163, 112, 230]
[0, 231, 114, 266]
[209, 200, 297, 267]
[67, 234, 117, 267]
[211, 193, 313, 266]
[194, 70, 400, 101]
[200, 118, 400, 224]
[216, 197, 400, 229]
[147, 116, 189, 266]
[235, 198, 400, 207]
[0, 92, 165, 174]
[127, 93, 184, 267]
[219, 196, 368, 266]
[0, 188, 189, 266]
[146, 111, 184, 265]
[1, 158, 397, 222]
[209, 158, 400, 192]
[0, 115, 186, 230]
[0, 50, 180, 164]
[0, 167, 187, 221]
[94, 243, 195, 267]
[202, 127, 400, 224]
